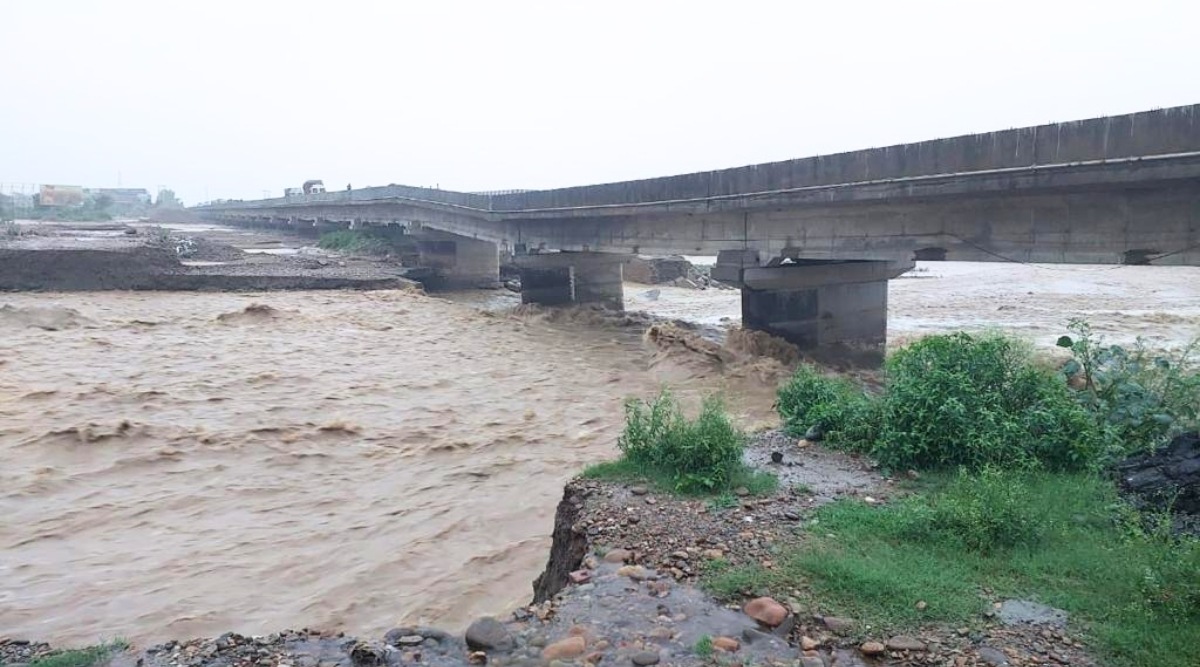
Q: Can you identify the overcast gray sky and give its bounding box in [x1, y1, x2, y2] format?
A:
[2, 0, 1197, 205]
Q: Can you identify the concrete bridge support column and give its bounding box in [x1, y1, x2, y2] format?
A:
[415, 231, 500, 289]
[515, 252, 628, 310]
[740, 259, 913, 362]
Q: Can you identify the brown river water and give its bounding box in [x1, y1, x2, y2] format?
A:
[2, 260, 1198, 646]
[0, 290, 781, 646]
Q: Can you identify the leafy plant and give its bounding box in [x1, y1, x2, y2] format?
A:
[776, 333, 1103, 471]
[876, 333, 1101, 471]
[585, 390, 777, 496]
[693, 635, 714, 658]
[1058, 319, 1199, 453]
[617, 391, 747, 493]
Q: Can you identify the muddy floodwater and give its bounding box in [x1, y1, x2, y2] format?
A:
[0, 290, 778, 646]
[2, 261, 1198, 646]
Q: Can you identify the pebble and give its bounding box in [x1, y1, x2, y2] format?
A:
[860, 641, 885, 656]
[734, 487, 750, 497]
[821, 616, 856, 635]
[711, 637, 739, 652]
[393, 636, 423, 647]
[743, 597, 788, 627]
[800, 658, 824, 667]
[541, 637, 586, 661]
[702, 548, 724, 559]
[630, 649, 661, 665]
[800, 636, 820, 651]
[978, 646, 1010, 666]
[603, 549, 632, 564]
[630, 486, 648, 496]
[886, 635, 927, 651]
[615, 565, 649, 580]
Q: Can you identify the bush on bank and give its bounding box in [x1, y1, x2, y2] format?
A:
[779, 332, 1103, 471]
[779, 327, 1200, 472]
[584, 390, 774, 495]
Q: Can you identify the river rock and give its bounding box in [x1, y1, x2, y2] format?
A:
[616, 565, 649, 580]
[800, 636, 820, 651]
[978, 646, 1010, 666]
[743, 597, 788, 627]
[860, 641, 885, 656]
[821, 616, 856, 635]
[800, 658, 824, 667]
[603, 548, 633, 563]
[465, 617, 515, 652]
[711, 637, 739, 652]
[541, 636, 586, 661]
[886, 635, 927, 651]
[631, 649, 661, 665]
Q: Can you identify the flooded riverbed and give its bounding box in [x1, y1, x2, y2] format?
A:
[0, 289, 788, 646]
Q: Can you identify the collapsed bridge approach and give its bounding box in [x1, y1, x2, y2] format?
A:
[196, 104, 1200, 358]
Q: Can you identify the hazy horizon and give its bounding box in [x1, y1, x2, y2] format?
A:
[3, 0, 1197, 205]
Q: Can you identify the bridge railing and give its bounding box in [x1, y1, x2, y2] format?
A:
[199, 104, 1200, 214]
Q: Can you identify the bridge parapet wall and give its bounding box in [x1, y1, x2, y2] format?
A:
[490, 105, 1200, 211]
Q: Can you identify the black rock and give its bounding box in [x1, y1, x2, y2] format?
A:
[804, 425, 824, 441]
[1114, 432, 1200, 516]
[770, 451, 784, 464]
[464, 617, 515, 652]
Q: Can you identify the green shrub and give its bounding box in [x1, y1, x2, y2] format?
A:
[776, 333, 1103, 471]
[617, 391, 747, 493]
[777, 365, 876, 445]
[876, 333, 1101, 471]
[1058, 320, 1200, 453]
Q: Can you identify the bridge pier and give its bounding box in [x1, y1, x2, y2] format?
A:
[515, 252, 627, 310]
[738, 259, 912, 363]
[414, 231, 500, 289]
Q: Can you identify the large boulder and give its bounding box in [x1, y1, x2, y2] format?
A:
[1114, 432, 1200, 516]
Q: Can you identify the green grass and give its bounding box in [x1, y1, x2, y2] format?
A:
[704, 472, 1200, 667]
[26, 640, 129, 667]
[692, 635, 714, 658]
[317, 229, 393, 255]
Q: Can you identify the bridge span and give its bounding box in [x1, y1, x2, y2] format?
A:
[197, 104, 1200, 359]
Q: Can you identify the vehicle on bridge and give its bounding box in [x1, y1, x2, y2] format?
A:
[284, 187, 303, 197]
[302, 180, 326, 195]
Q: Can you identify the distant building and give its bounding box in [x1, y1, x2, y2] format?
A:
[88, 188, 151, 207]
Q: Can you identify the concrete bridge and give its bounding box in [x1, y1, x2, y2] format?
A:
[197, 104, 1200, 358]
